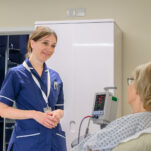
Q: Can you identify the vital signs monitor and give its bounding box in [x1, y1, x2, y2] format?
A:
[71, 87, 118, 147]
[92, 88, 118, 125]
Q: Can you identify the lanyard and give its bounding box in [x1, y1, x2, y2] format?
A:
[23, 61, 51, 107]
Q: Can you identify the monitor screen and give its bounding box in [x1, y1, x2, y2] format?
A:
[94, 94, 106, 111]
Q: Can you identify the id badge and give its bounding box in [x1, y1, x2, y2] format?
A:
[44, 106, 52, 112]
[54, 81, 58, 90]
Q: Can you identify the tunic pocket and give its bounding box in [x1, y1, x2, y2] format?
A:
[56, 132, 66, 139]
[13, 129, 40, 151]
[52, 130, 67, 151]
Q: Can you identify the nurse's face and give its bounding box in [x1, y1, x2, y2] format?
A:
[30, 35, 57, 63]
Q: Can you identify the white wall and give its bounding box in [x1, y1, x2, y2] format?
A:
[1, 0, 151, 115]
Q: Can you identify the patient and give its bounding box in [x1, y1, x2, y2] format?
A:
[72, 62, 151, 151]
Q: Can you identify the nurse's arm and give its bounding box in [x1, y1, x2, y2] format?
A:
[0, 102, 58, 129]
[0, 102, 36, 119]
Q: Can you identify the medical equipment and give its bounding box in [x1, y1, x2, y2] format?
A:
[92, 87, 118, 126]
[71, 87, 118, 148]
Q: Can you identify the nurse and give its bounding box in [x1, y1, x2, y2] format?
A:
[0, 26, 67, 151]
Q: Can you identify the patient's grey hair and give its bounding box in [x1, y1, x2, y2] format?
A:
[132, 62, 151, 111]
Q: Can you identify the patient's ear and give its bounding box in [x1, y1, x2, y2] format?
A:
[135, 89, 141, 98]
[133, 84, 139, 96]
[135, 90, 139, 95]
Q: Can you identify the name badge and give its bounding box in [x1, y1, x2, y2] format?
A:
[44, 106, 52, 112]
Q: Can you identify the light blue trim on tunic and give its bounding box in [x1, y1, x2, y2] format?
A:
[0, 95, 15, 103]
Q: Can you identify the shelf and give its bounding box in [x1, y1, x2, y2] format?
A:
[9, 48, 20, 53]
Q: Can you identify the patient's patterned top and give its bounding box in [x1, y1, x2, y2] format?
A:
[72, 112, 151, 151]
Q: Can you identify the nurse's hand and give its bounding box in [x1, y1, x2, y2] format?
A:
[47, 109, 64, 126]
[33, 111, 58, 129]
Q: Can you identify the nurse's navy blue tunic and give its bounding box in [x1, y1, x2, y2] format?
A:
[0, 58, 67, 151]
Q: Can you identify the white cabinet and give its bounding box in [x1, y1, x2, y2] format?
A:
[35, 20, 122, 150]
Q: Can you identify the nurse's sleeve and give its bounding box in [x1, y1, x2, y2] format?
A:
[0, 68, 19, 106]
[55, 82, 64, 110]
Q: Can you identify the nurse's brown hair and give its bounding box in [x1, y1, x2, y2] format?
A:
[26, 26, 57, 58]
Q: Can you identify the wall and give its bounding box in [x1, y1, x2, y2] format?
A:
[0, 0, 151, 115]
